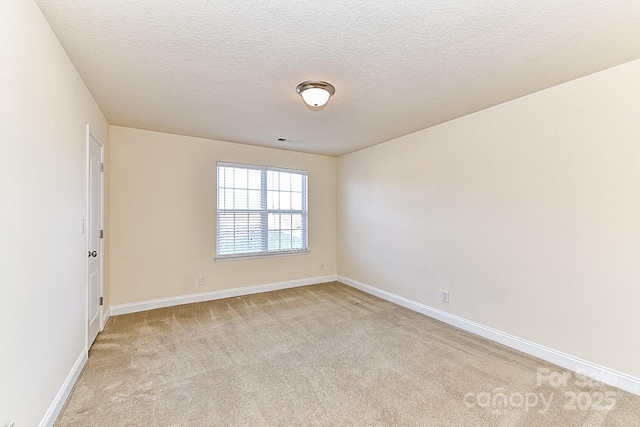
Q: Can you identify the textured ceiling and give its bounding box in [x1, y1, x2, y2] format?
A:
[35, 0, 640, 156]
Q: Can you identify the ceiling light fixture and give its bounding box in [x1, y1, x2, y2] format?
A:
[296, 80, 335, 108]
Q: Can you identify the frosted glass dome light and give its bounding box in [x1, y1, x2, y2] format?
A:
[296, 81, 335, 108]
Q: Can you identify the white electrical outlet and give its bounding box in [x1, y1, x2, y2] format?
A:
[198, 276, 206, 286]
[320, 263, 325, 271]
[442, 290, 450, 303]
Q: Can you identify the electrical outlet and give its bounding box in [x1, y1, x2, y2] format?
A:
[198, 276, 206, 286]
[320, 263, 325, 271]
[442, 290, 450, 303]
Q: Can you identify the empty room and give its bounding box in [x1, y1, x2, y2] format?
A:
[2, 0, 640, 425]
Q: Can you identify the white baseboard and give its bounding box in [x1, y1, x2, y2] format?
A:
[110, 275, 338, 316]
[338, 275, 640, 397]
[39, 349, 88, 427]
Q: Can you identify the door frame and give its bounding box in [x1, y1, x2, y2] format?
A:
[86, 124, 104, 349]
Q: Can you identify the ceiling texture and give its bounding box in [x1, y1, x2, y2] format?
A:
[35, 0, 640, 156]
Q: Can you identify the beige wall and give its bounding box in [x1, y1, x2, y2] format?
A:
[109, 126, 336, 305]
[337, 59, 640, 378]
[0, 0, 110, 425]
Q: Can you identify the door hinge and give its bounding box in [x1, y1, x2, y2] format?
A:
[100, 297, 104, 306]
[100, 162, 104, 172]
[100, 230, 103, 238]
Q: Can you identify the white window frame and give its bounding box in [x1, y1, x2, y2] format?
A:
[216, 161, 309, 261]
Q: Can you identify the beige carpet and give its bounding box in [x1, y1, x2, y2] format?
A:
[56, 282, 640, 426]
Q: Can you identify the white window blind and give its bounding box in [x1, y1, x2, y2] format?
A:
[216, 162, 308, 259]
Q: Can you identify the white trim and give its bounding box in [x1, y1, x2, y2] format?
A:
[85, 124, 104, 348]
[338, 275, 640, 397]
[39, 349, 88, 427]
[111, 275, 338, 316]
[84, 124, 90, 351]
[217, 161, 308, 175]
[216, 162, 309, 259]
[215, 249, 309, 262]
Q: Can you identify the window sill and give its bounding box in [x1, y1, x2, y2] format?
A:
[215, 250, 310, 262]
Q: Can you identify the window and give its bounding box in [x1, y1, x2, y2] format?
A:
[216, 162, 308, 259]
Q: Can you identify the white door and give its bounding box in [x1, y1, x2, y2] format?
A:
[87, 130, 103, 348]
